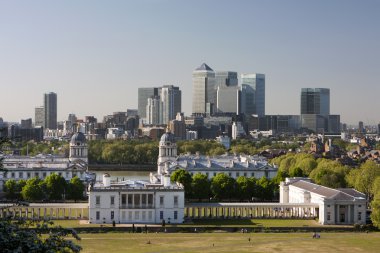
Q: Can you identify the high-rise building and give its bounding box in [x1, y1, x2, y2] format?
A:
[44, 92, 57, 129]
[192, 63, 215, 116]
[241, 74, 265, 116]
[161, 85, 181, 124]
[146, 96, 163, 125]
[138, 87, 159, 119]
[216, 85, 239, 114]
[34, 106, 45, 127]
[300, 88, 330, 115]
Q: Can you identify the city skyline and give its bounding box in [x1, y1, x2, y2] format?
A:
[1, 1, 379, 125]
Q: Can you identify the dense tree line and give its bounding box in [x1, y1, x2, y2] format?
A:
[170, 169, 276, 202]
[3, 174, 85, 202]
[88, 140, 158, 164]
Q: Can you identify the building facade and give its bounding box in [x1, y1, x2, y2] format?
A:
[88, 131, 185, 224]
[44, 92, 57, 129]
[280, 177, 367, 225]
[241, 73, 265, 117]
[192, 63, 215, 116]
[35, 106, 45, 127]
[300, 88, 330, 115]
[0, 132, 88, 190]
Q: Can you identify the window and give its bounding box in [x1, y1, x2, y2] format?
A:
[244, 173, 247, 177]
[358, 212, 362, 221]
[174, 211, 178, 220]
[174, 196, 178, 207]
[206, 172, 209, 177]
[142, 194, 147, 206]
[135, 211, 139, 220]
[327, 205, 330, 208]
[121, 194, 126, 205]
[11, 172, 15, 178]
[111, 211, 114, 220]
[148, 211, 153, 220]
[160, 196, 164, 207]
[96, 211, 100, 220]
[128, 195, 133, 207]
[327, 212, 331, 221]
[128, 211, 132, 220]
[134, 194, 140, 208]
[95, 196, 100, 205]
[148, 194, 153, 207]
[213, 172, 216, 176]
[19, 172, 23, 178]
[34, 172, 39, 177]
[42, 172, 46, 178]
[142, 211, 146, 220]
[27, 172, 31, 178]
[251, 172, 254, 177]
[236, 172, 240, 177]
[228, 173, 231, 177]
[110, 196, 115, 206]
[358, 205, 362, 208]
[160, 211, 164, 220]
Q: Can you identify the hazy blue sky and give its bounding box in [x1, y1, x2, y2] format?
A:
[1, 0, 379, 125]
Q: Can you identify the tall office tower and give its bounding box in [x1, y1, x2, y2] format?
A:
[240, 84, 255, 116]
[35, 106, 45, 127]
[146, 96, 163, 125]
[358, 121, 364, 133]
[20, 118, 33, 129]
[192, 63, 215, 116]
[138, 87, 159, 119]
[160, 85, 181, 124]
[67, 113, 77, 131]
[212, 71, 238, 111]
[300, 88, 330, 115]
[216, 85, 240, 114]
[241, 74, 265, 116]
[44, 92, 57, 129]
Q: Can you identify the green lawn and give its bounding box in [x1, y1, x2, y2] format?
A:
[74, 232, 380, 253]
[51, 218, 347, 228]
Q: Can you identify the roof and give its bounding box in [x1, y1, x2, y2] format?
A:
[70, 132, 86, 144]
[195, 63, 213, 71]
[288, 179, 366, 201]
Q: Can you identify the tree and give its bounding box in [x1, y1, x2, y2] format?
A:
[211, 173, 235, 200]
[45, 173, 67, 201]
[236, 176, 255, 201]
[191, 173, 211, 201]
[170, 169, 192, 198]
[68, 176, 85, 201]
[371, 177, 380, 228]
[289, 166, 304, 177]
[256, 176, 274, 201]
[0, 219, 81, 252]
[21, 177, 46, 201]
[4, 179, 18, 200]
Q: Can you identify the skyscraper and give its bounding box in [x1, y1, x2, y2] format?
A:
[192, 63, 215, 116]
[35, 106, 45, 127]
[300, 88, 330, 115]
[241, 74, 265, 116]
[138, 87, 159, 119]
[44, 92, 57, 129]
[146, 96, 163, 125]
[160, 85, 181, 124]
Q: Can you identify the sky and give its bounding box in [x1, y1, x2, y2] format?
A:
[0, 0, 379, 125]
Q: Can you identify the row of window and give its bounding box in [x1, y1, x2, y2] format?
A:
[95, 195, 179, 208]
[95, 210, 178, 221]
[189, 171, 270, 178]
[4, 171, 82, 179]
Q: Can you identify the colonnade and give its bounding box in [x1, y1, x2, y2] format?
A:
[184, 204, 319, 219]
[0, 204, 88, 220]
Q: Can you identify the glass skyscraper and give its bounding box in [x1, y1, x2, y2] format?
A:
[240, 73, 265, 117]
[192, 63, 215, 116]
[300, 88, 330, 115]
[44, 92, 57, 129]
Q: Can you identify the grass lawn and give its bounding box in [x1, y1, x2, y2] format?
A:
[52, 219, 333, 229]
[74, 232, 380, 253]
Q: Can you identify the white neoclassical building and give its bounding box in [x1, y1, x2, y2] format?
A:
[88, 130, 185, 224]
[0, 132, 88, 190]
[152, 129, 277, 181]
[280, 177, 367, 225]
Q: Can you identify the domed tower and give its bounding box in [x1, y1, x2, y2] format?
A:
[69, 132, 88, 163]
[157, 129, 177, 174]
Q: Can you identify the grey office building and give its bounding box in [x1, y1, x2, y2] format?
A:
[35, 106, 45, 127]
[192, 63, 215, 116]
[44, 92, 57, 129]
[161, 85, 181, 124]
[241, 73, 265, 117]
[138, 87, 159, 119]
[300, 88, 330, 115]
